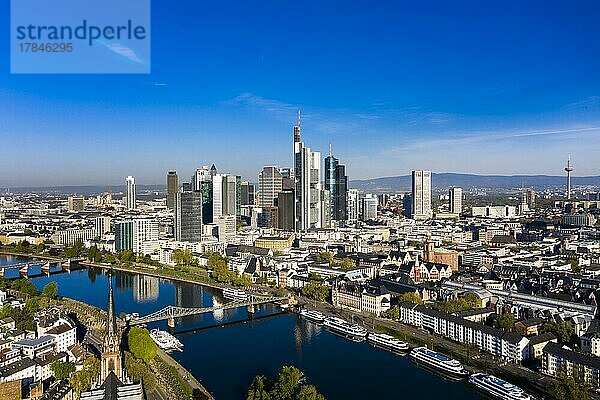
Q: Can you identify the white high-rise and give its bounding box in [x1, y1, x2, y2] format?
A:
[191, 166, 212, 190]
[411, 170, 432, 220]
[449, 187, 462, 214]
[212, 173, 223, 222]
[347, 189, 359, 222]
[293, 112, 322, 231]
[258, 166, 283, 207]
[125, 176, 136, 210]
[361, 193, 378, 221]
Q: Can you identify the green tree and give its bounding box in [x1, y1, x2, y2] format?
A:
[103, 253, 117, 264]
[308, 272, 322, 281]
[436, 293, 480, 313]
[301, 282, 329, 302]
[247, 375, 272, 400]
[119, 250, 135, 263]
[495, 312, 516, 331]
[298, 385, 325, 400]
[11, 278, 38, 296]
[246, 367, 325, 400]
[42, 282, 58, 299]
[335, 258, 354, 269]
[87, 245, 102, 262]
[69, 357, 100, 394]
[315, 252, 334, 266]
[551, 365, 590, 400]
[172, 249, 195, 267]
[569, 259, 579, 272]
[124, 351, 156, 392]
[64, 241, 84, 258]
[273, 366, 304, 400]
[543, 321, 574, 344]
[50, 360, 75, 380]
[398, 292, 423, 305]
[387, 305, 399, 320]
[127, 327, 157, 363]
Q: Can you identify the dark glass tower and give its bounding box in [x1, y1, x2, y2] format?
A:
[324, 145, 348, 223]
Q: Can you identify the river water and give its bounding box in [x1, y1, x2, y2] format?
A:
[0, 255, 483, 400]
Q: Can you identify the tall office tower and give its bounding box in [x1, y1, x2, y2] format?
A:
[222, 174, 241, 218]
[257, 207, 278, 228]
[166, 171, 178, 209]
[526, 188, 536, 208]
[321, 189, 331, 228]
[565, 156, 574, 200]
[94, 215, 111, 236]
[191, 166, 211, 190]
[378, 194, 390, 209]
[258, 166, 283, 207]
[361, 193, 378, 221]
[293, 112, 322, 231]
[240, 181, 255, 205]
[125, 176, 136, 210]
[115, 218, 158, 254]
[175, 190, 203, 242]
[217, 214, 236, 243]
[277, 190, 295, 230]
[211, 174, 224, 222]
[67, 195, 85, 212]
[280, 167, 295, 190]
[402, 194, 412, 217]
[411, 170, 432, 220]
[347, 189, 359, 223]
[324, 145, 348, 223]
[449, 187, 463, 214]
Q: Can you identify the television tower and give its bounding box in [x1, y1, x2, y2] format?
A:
[565, 155, 574, 200]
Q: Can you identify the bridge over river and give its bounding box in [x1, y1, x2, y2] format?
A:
[129, 294, 286, 327]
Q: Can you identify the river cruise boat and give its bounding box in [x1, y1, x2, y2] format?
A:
[468, 373, 533, 400]
[299, 309, 327, 324]
[222, 287, 248, 300]
[409, 347, 468, 378]
[323, 317, 368, 339]
[368, 332, 409, 353]
[149, 329, 183, 352]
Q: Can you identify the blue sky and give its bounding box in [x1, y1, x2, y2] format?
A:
[1, 1, 600, 186]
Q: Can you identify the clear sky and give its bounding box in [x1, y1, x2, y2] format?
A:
[1, 1, 600, 187]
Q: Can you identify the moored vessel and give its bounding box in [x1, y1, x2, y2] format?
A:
[150, 329, 184, 352]
[409, 347, 468, 379]
[368, 332, 409, 353]
[468, 373, 533, 400]
[299, 309, 327, 324]
[222, 287, 248, 300]
[323, 316, 367, 340]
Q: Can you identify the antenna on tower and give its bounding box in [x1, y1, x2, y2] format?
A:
[297, 109, 301, 129]
[329, 141, 332, 157]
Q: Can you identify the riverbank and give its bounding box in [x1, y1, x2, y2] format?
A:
[155, 348, 214, 400]
[295, 295, 583, 400]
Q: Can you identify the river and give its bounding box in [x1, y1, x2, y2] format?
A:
[0, 255, 483, 400]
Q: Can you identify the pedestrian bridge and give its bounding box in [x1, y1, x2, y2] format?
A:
[129, 294, 286, 327]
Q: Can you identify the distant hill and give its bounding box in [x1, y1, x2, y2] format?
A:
[350, 173, 600, 192]
[3, 185, 165, 195]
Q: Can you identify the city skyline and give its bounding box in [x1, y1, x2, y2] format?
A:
[2, 1, 600, 186]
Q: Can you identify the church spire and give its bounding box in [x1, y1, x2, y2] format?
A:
[107, 269, 117, 337]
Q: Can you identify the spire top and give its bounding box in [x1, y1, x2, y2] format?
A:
[329, 141, 332, 157]
[297, 109, 301, 129]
